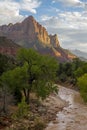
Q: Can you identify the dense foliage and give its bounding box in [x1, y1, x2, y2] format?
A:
[0, 49, 87, 115]
[0, 48, 58, 114]
[77, 74, 87, 102]
[57, 58, 87, 102]
[0, 53, 15, 75]
[57, 58, 86, 84]
[17, 48, 58, 102]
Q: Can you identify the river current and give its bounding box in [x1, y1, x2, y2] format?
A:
[45, 86, 87, 130]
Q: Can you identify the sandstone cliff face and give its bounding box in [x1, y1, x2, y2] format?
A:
[22, 16, 51, 45]
[0, 16, 76, 61]
[49, 34, 60, 47]
[0, 36, 20, 56]
[0, 16, 59, 47]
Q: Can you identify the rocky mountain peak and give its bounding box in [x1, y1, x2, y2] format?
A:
[22, 15, 51, 46]
[0, 16, 76, 61]
[22, 15, 35, 25]
[0, 15, 60, 48]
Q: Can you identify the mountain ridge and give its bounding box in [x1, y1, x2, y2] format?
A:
[0, 16, 76, 62]
[0, 16, 59, 48]
[70, 49, 87, 59]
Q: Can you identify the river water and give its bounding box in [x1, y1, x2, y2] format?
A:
[45, 86, 87, 130]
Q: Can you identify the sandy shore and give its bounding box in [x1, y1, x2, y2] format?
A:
[44, 93, 67, 111]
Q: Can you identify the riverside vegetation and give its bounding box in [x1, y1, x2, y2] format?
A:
[0, 48, 58, 130]
[0, 48, 87, 129]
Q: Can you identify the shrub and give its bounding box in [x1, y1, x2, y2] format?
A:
[12, 98, 29, 119]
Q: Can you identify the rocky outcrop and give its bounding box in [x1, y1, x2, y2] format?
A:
[49, 34, 60, 47]
[0, 36, 20, 56]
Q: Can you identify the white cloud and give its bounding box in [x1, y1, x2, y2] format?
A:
[0, 0, 41, 25]
[0, 0, 24, 25]
[53, 0, 84, 7]
[20, 0, 41, 14]
[52, 1, 56, 4]
[40, 11, 87, 52]
[40, 15, 53, 21]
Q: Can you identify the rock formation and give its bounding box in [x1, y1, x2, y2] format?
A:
[0, 16, 59, 47]
[0, 16, 76, 61]
[49, 34, 60, 47]
[0, 36, 20, 56]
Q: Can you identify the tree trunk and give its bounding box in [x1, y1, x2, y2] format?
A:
[25, 89, 30, 104]
[23, 88, 27, 97]
[2, 86, 7, 114]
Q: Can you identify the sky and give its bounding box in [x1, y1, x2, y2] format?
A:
[0, 0, 87, 52]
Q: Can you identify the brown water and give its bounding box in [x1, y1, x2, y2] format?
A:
[45, 86, 87, 130]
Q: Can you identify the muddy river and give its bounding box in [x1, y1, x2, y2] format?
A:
[45, 86, 87, 130]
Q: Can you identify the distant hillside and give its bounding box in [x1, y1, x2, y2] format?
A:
[0, 36, 20, 56]
[71, 49, 87, 60]
[0, 16, 76, 62]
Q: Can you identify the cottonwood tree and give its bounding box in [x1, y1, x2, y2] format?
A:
[0, 48, 58, 105]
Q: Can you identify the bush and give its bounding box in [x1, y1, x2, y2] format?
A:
[12, 98, 29, 119]
[59, 73, 67, 82]
[77, 74, 87, 102]
[28, 117, 46, 130]
[34, 121, 45, 130]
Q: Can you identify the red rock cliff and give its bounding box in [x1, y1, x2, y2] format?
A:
[0, 16, 76, 62]
[0, 36, 20, 56]
[0, 16, 59, 47]
[49, 34, 60, 47]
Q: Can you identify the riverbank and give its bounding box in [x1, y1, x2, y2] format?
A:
[58, 81, 78, 90]
[45, 86, 87, 130]
[43, 92, 68, 123]
[0, 87, 67, 130]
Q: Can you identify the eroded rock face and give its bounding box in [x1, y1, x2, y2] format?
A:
[49, 34, 60, 47]
[0, 16, 59, 47]
[0, 36, 20, 56]
[0, 16, 76, 61]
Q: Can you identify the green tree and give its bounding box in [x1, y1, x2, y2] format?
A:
[0, 70, 14, 113]
[0, 53, 15, 75]
[74, 67, 84, 78]
[72, 58, 84, 70]
[17, 48, 58, 103]
[64, 62, 73, 76]
[0, 48, 58, 105]
[74, 62, 87, 78]
[77, 73, 87, 102]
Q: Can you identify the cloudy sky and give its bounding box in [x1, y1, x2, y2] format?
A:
[0, 0, 87, 52]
